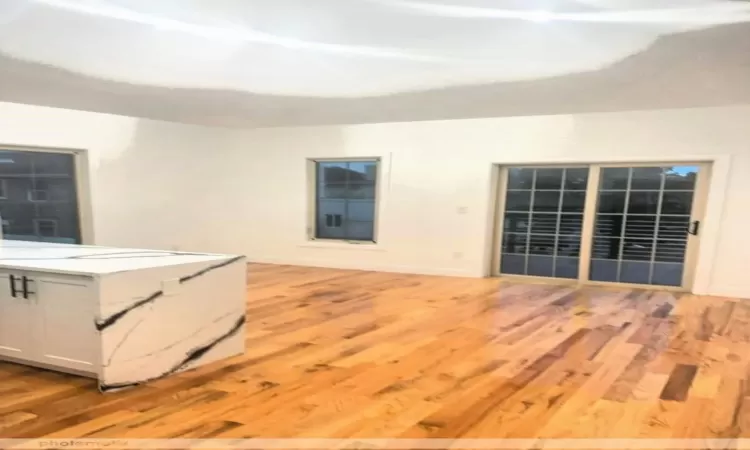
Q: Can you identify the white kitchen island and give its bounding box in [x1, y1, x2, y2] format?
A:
[0, 240, 247, 392]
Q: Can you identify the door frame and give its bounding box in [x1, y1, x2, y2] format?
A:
[0, 144, 94, 245]
[491, 162, 712, 292]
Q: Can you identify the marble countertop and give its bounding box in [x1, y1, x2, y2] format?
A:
[0, 240, 241, 276]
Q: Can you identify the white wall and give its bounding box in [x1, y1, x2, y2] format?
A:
[215, 106, 749, 299]
[1, 101, 748, 298]
[0, 101, 233, 250]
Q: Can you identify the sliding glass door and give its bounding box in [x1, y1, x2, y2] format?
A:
[495, 163, 707, 289]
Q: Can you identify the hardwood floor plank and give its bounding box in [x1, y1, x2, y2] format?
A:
[0, 264, 748, 439]
[0, 412, 37, 431]
[659, 364, 699, 401]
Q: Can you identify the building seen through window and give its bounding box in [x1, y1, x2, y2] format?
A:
[0, 149, 81, 244]
[314, 159, 378, 242]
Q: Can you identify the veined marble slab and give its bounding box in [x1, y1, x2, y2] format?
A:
[0, 240, 236, 275]
[97, 256, 247, 392]
[0, 240, 247, 392]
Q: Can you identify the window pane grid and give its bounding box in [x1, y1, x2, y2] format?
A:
[522, 170, 537, 273]
[590, 165, 697, 287]
[550, 169, 567, 276]
[646, 174, 667, 283]
[501, 167, 587, 279]
[613, 170, 633, 280]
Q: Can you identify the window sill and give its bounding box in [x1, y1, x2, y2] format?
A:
[299, 240, 385, 252]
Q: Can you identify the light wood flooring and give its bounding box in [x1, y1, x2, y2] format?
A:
[1, 263, 750, 439]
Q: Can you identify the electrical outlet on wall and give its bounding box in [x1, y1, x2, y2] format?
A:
[457, 206, 469, 214]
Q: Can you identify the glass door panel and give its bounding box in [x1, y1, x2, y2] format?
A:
[499, 167, 588, 279]
[589, 165, 699, 287]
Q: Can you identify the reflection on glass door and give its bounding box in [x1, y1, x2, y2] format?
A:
[589, 166, 700, 287]
[499, 167, 589, 279]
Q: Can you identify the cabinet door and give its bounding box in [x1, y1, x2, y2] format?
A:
[0, 273, 33, 359]
[32, 276, 98, 373]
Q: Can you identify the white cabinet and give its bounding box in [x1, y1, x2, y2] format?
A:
[34, 276, 98, 373]
[0, 272, 33, 359]
[0, 269, 98, 376]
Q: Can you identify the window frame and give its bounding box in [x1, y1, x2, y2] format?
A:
[0, 145, 93, 244]
[307, 157, 381, 244]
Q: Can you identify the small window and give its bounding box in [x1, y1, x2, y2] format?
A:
[324, 214, 343, 228]
[313, 159, 378, 242]
[0, 179, 6, 199]
[33, 219, 58, 237]
[28, 189, 49, 202]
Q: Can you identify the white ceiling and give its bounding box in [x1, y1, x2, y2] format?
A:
[0, 0, 749, 126]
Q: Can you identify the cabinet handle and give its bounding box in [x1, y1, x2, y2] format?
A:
[21, 276, 34, 299]
[9, 275, 19, 298]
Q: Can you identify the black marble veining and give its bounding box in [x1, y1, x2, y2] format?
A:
[95, 256, 244, 331]
[99, 315, 246, 392]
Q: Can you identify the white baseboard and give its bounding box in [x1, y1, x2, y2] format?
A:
[247, 256, 480, 278]
[694, 285, 750, 300]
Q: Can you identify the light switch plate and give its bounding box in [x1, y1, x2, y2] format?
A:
[162, 278, 180, 296]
